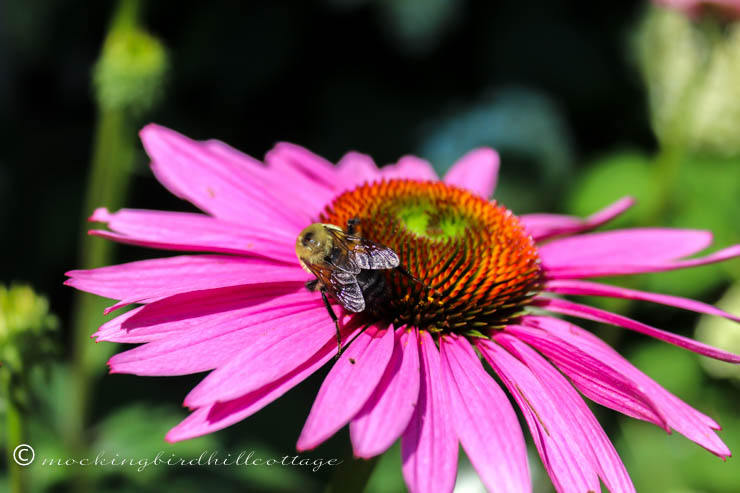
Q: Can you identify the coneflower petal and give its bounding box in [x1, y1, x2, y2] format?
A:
[525, 315, 731, 458]
[182, 307, 338, 407]
[443, 147, 500, 200]
[402, 331, 458, 493]
[95, 284, 314, 343]
[336, 151, 380, 189]
[479, 339, 600, 493]
[381, 155, 439, 181]
[520, 196, 634, 241]
[297, 325, 394, 451]
[534, 297, 740, 363]
[109, 306, 330, 377]
[506, 323, 669, 430]
[265, 141, 343, 189]
[165, 335, 344, 443]
[545, 279, 740, 322]
[441, 334, 531, 493]
[351, 328, 421, 458]
[140, 124, 310, 228]
[539, 228, 714, 269]
[64, 255, 305, 314]
[498, 334, 635, 493]
[205, 138, 337, 215]
[89, 207, 298, 262]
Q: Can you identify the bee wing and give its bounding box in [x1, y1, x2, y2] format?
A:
[305, 262, 365, 313]
[329, 270, 365, 312]
[328, 229, 400, 270]
[327, 247, 361, 274]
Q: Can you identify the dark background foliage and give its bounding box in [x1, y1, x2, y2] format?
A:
[1, 0, 648, 303]
[1, 1, 739, 492]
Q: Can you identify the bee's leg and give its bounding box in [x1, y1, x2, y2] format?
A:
[396, 265, 422, 284]
[319, 288, 342, 356]
[305, 279, 320, 292]
[346, 217, 360, 235]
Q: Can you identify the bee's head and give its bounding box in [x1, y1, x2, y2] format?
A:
[295, 223, 334, 266]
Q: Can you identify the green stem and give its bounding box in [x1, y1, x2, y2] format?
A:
[67, 108, 138, 492]
[110, 0, 141, 31]
[66, 1, 145, 488]
[644, 142, 685, 225]
[324, 454, 379, 493]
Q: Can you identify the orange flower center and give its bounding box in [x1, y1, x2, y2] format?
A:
[321, 180, 542, 336]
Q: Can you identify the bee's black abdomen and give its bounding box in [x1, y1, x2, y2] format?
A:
[355, 269, 390, 314]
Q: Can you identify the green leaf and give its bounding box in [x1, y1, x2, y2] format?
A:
[91, 404, 218, 483]
[617, 394, 740, 492]
[365, 442, 406, 493]
[567, 150, 655, 229]
[626, 341, 703, 400]
[642, 155, 740, 298]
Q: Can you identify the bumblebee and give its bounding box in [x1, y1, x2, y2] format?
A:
[295, 218, 405, 354]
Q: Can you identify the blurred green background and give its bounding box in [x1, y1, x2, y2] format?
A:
[1, 0, 739, 492]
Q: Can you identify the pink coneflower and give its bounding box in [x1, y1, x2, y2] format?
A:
[66, 124, 740, 493]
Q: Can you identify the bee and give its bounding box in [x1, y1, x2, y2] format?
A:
[295, 218, 409, 355]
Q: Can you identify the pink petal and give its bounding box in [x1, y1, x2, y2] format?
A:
[524, 315, 731, 458]
[94, 283, 307, 343]
[401, 332, 458, 493]
[381, 155, 439, 181]
[264, 142, 339, 189]
[478, 339, 600, 493]
[140, 124, 309, 228]
[350, 327, 420, 458]
[297, 325, 394, 451]
[182, 308, 348, 407]
[538, 225, 740, 280]
[505, 324, 669, 429]
[89, 207, 297, 263]
[336, 151, 381, 189]
[65, 255, 305, 313]
[204, 138, 336, 217]
[545, 279, 740, 323]
[543, 244, 740, 278]
[440, 334, 531, 493]
[539, 228, 713, 272]
[521, 197, 635, 241]
[534, 296, 740, 363]
[166, 333, 345, 442]
[108, 303, 326, 376]
[95, 307, 147, 342]
[442, 147, 500, 199]
[497, 334, 635, 493]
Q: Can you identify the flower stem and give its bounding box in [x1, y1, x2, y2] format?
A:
[323, 454, 379, 493]
[67, 104, 137, 446]
[67, 1, 163, 490]
[644, 141, 685, 225]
